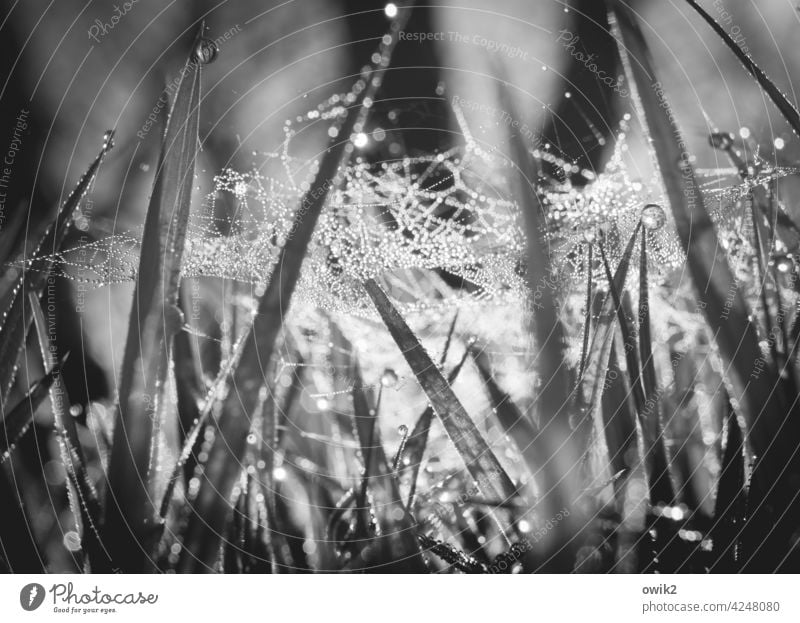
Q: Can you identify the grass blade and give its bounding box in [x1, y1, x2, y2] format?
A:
[578, 226, 640, 422]
[174, 286, 205, 470]
[609, 1, 800, 569]
[30, 293, 108, 570]
[0, 364, 62, 463]
[470, 347, 539, 474]
[0, 132, 113, 405]
[636, 231, 674, 505]
[364, 279, 517, 505]
[0, 200, 28, 272]
[600, 238, 674, 505]
[710, 395, 746, 571]
[349, 359, 427, 571]
[600, 343, 637, 505]
[402, 348, 469, 511]
[104, 26, 205, 571]
[683, 0, 800, 137]
[577, 243, 594, 383]
[494, 74, 583, 567]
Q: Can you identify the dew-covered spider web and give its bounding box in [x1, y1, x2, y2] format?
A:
[17, 97, 799, 317]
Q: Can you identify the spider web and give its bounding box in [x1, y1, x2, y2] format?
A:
[16, 99, 798, 318]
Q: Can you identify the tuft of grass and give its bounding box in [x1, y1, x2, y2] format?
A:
[176, 11, 412, 570]
[609, 0, 800, 570]
[400, 333, 468, 511]
[364, 278, 518, 508]
[599, 234, 674, 507]
[0, 132, 114, 406]
[104, 24, 204, 572]
[30, 293, 106, 570]
[347, 357, 426, 571]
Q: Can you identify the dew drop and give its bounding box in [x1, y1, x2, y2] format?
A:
[708, 131, 734, 151]
[397, 424, 408, 436]
[381, 368, 398, 388]
[63, 531, 82, 552]
[193, 37, 218, 65]
[641, 204, 666, 231]
[102, 130, 115, 152]
[775, 254, 793, 273]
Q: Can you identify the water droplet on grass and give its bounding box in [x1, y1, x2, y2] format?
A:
[641, 204, 666, 231]
[193, 38, 218, 65]
[381, 368, 398, 387]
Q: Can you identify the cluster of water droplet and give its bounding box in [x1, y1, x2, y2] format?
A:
[544, 121, 683, 282]
[26, 87, 800, 325]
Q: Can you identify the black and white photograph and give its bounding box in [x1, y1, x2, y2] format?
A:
[1, 0, 800, 617]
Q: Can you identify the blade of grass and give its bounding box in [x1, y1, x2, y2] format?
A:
[710, 133, 800, 263]
[609, 1, 800, 569]
[364, 279, 517, 506]
[683, 0, 800, 137]
[637, 230, 674, 504]
[418, 534, 486, 573]
[608, 1, 788, 455]
[0, 131, 113, 406]
[0, 200, 28, 272]
[174, 285, 205, 476]
[710, 394, 746, 571]
[577, 243, 594, 383]
[469, 346, 539, 474]
[157, 334, 248, 521]
[494, 73, 584, 567]
[401, 314, 460, 508]
[0, 363, 62, 463]
[600, 342, 637, 505]
[30, 293, 108, 570]
[403, 347, 470, 511]
[104, 26, 204, 571]
[600, 239, 674, 505]
[579, 226, 640, 419]
[598, 239, 645, 417]
[349, 359, 426, 571]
